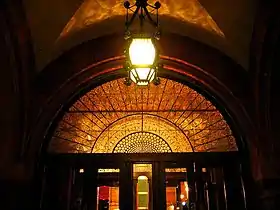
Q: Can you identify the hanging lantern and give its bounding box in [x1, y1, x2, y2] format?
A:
[127, 37, 158, 86]
[124, 0, 161, 86]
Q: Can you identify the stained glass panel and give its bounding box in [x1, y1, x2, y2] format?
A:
[48, 78, 238, 153]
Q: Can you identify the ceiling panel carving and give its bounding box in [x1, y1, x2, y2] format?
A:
[49, 78, 237, 153]
[59, 0, 224, 39]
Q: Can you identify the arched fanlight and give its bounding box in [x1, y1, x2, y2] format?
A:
[124, 0, 161, 86]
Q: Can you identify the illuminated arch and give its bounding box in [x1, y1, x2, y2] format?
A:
[49, 77, 237, 153]
[91, 114, 193, 153]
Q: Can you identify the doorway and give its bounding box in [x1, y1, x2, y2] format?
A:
[41, 77, 247, 209]
[42, 152, 246, 210]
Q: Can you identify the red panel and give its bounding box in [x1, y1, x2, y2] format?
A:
[99, 186, 109, 200]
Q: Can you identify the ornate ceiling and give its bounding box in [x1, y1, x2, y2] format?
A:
[49, 78, 237, 153]
[23, 0, 255, 71]
[59, 0, 224, 39]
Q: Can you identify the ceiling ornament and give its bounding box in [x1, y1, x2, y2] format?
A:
[123, 0, 161, 86]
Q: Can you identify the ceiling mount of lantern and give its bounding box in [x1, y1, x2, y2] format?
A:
[123, 0, 161, 86]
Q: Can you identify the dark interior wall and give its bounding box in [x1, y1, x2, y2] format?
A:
[260, 14, 280, 209]
[270, 33, 280, 178]
[260, 36, 280, 210]
[0, 1, 34, 209]
[0, 9, 20, 176]
[249, 0, 280, 180]
[0, 0, 34, 172]
[0, 6, 26, 210]
[248, 1, 280, 209]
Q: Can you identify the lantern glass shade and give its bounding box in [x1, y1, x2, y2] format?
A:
[130, 68, 155, 86]
[129, 38, 156, 66]
[128, 37, 157, 85]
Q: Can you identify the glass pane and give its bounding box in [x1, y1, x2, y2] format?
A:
[70, 169, 83, 209]
[97, 168, 120, 210]
[133, 164, 152, 210]
[165, 168, 190, 210]
[50, 78, 238, 154]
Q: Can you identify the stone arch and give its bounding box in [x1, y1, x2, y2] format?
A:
[27, 34, 255, 169]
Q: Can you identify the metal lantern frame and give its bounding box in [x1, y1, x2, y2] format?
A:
[124, 35, 160, 86]
[123, 0, 161, 86]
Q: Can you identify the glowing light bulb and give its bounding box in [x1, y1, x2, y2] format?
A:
[129, 38, 156, 66]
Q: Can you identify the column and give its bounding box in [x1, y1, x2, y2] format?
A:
[223, 162, 245, 210]
[213, 167, 226, 210]
[195, 165, 207, 210]
[205, 168, 217, 210]
[71, 169, 84, 210]
[120, 162, 133, 210]
[187, 162, 196, 209]
[152, 162, 166, 210]
[42, 164, 73, 209]
[82, 167, 98, 210]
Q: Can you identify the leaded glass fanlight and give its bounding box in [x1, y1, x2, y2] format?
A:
[49, 78, 237, 153]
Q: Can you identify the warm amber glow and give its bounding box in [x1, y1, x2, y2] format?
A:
[136, 175, 149, 209]
[130, 68, 155, 86]
[98, 169, 120, 173]
[114, 132, 171, 153]
[128, 38, 156, 86]
[59, 0, 225, 40]
[166, 187, 176, 209]
[184, 182, 189, 201]
[87, 134, 92, 141]
[138, 175, 148, 180]
[165, 168, 187, 173]
[49, 78, 237, 154]
[133, 164, 152, 173]
[129, 38, 155, 66]
[109, 187, 119, 210]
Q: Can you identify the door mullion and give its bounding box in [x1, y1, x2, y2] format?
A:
[152, 162, 166, 210]
[82, 167, 98, 210]
[187, 162, 196, 208]
[120, 162, 133, 210]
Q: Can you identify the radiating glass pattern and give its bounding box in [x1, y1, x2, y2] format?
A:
[113, 132, 172, 153]
[49, 78, 237, 153]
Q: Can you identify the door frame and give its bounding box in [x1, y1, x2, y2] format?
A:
[43, 152, 242, 210]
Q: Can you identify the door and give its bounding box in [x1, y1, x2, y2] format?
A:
[132, 163, 153, 210]
[93, 162, 160, 210]
[162, 160, 246, 210]
[96, 167, 120, 210]
[93, 161, 196, 210]
[43, 152, 245, 210]
[163, 162, 196, 210]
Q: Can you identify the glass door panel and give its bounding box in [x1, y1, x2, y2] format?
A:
[133, 163, 153, 210]
[165, 167, 192, 210]
[96, 168, 120, 210]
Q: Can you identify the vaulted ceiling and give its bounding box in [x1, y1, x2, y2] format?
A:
[23, 0, 256, 71]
